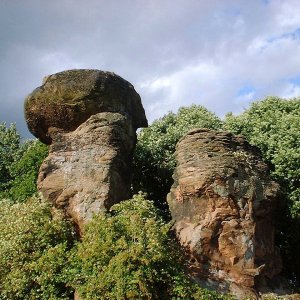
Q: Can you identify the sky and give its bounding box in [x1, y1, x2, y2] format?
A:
[1, 0, 300, 139]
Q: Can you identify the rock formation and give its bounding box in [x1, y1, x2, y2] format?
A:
[25, 69, 147, 232]
[167, 128, 282, 298]
[25, 69, 147, 145]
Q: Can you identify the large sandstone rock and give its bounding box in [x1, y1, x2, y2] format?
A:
[167, 128, 282, 298]
[38, 112, 136, 231]
[25, 69, 147, 144]
[25, 70, 147, 233]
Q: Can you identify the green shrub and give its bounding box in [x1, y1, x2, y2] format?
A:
[68, 193, 231, 300]
[0, 196, 75, 299]
[0, 122, 48, 202]
[5, 140, 48, 202]
[0, 123, 21, 192]
[133, 105, 222, 212]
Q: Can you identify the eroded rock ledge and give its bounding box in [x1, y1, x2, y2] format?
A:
[167, 128, 282, 298]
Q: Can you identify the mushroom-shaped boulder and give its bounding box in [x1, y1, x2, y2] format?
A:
[25, 69, 148, 144]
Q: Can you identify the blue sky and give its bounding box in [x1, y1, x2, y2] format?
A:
[0, 0, 300, 138]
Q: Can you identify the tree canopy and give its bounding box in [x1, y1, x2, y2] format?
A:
[0, 197, 75, 299]
[132, 105, 222, 211]
[0, 122, 48, 202]
[0, 123, 21, 193]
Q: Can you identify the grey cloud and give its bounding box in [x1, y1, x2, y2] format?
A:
[0, 0, 300, 139]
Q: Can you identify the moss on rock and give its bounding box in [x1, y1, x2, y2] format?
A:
[25, 69, 147, 144]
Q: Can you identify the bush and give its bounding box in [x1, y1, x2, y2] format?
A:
[5, 140, 48, 202]
[132, 105, 222, 212]
[0, 123, 21, 192]
[0, 197, 75, 299]
[68, 193, 231, 300]
[0, 122, 48, 202]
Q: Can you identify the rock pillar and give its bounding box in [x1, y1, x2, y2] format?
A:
[167, 128, 282, 297]
[24, 69, 147, 232]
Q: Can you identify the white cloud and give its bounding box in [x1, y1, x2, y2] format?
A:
[140, 77, 172, 92]
[38, 52, 83, 74]
[273, 0, 300, 29]
[279, 83, 300, 98]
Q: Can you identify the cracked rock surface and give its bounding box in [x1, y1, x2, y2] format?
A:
[167, 128, 282, 298]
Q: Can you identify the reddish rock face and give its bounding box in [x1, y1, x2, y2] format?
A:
[167, 128, 282, 297]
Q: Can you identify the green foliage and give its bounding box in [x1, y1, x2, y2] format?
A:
[223, 96, 300, 281]
[0, 122, 48, 202]
[224, 96, 300, 216]
[0, 123, 21, 190]
[0, 193, 232, 299]
[68, 193, 231, 300]
[133, 105, 222, 211]
[6, 140, 48, 201]
[0, 196, 75, 299]
[224, 97, 299, 199]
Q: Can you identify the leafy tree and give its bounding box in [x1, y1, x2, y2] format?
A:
[6, 140, 48, 201]
[0, 196, 75, 299]
[68, 193, 231, 300]
[0, 122, 48, 202]
[132, 105, 222, 212]
[223, 96, 300, 282]
[0, 123, 21, 191]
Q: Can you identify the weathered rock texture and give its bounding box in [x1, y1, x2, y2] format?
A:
[25, 69, 147, 144]
[25, 69, 147, 232]
[38, 112, 136, 230]
[167, 128, 282, 297]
